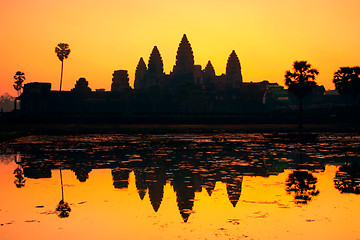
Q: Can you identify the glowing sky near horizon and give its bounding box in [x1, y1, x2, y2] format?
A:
[1, 0, 359, 95]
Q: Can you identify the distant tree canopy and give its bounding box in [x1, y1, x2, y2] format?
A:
[0, 93, 15, 112]
[284, 61, 319, 99]
[333, 66, 360, 101]
[13, 71, 26, 96]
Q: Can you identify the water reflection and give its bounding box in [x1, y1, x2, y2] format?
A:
[13, 153, 26, 188]
[13, 165, 26, 188]
[2, 133, 360, 223]
[56, 168, 71, 218]
[285, 170, 319, 204]
[56, 200, 71, 218]
[72, 163, 92, 183]
[334, 161, 360, 194]
[226, 175, 243, 207]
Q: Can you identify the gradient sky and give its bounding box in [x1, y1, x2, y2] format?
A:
[1, 0, 359, 95]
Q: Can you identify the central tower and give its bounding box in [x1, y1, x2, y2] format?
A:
[226, 50, 243, 88]
[171, 34, 195, 87]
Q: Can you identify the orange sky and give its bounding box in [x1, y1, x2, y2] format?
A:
[1, 0, 359, 95]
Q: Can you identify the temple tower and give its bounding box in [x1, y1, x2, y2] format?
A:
[226, 50, 243, 88]
[111, 70, 130, 92]
[134, 57, 147, 89]
[72, 78, 91, 92]
[203, 60, 216, 88]
[146, 46, 164, 87]
[172, 34, 195, 87]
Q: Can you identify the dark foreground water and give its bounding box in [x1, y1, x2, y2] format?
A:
[1, 133, 360, 240]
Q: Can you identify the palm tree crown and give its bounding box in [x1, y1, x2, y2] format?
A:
[285, 60, 319, 99]
[55, 43, 70, 61]
[333, 66, 360, 99]
[55, 43, 70, 91]
[13, 71, 26, 96]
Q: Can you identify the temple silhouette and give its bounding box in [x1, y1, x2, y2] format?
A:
[10, 34, 344, 124]
[134, 34, 242, 91]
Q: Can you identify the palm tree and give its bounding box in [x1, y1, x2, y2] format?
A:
[13, 71, 26, 96]
[285, 60, 319, 131]
[56, 168, 71, 218]
[333, 66, 360, 105]
[334, 162, 360, 194]
[55, 43, 71, 91]
[13, 166, 26, 188]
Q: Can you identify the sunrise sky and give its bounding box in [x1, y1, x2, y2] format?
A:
[1, 0, 359, 95]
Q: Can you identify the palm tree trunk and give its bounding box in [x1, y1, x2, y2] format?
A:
[60, 168, 64, 201]
[60, 60, 64, 91]
[299, 97, 303, 134]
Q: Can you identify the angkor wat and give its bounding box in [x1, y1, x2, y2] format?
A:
[13, 34, 346, 123]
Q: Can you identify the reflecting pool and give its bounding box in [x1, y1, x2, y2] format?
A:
[1, 133, 360, 239]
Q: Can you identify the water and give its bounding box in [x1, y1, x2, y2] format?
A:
[1, 133, 360, 239]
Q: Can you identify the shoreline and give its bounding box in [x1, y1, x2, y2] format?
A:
[1, 123, 359, 138]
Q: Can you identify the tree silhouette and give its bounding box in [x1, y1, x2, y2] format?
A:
[13, 71, 26, 97]
[55, 43, 71, 91]
[285, 61, 318, 131]
[333, 66, 360, 105]
[285, 170, 319, 204]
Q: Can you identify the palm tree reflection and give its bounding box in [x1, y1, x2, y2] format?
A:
[13, 166, 26, 188]
[285, 170, 319, 204]
[334, 162, 360, 194]
[56, 200, 71, 218]
[56, 168, 71, 218]
[13, 154, 25, 188]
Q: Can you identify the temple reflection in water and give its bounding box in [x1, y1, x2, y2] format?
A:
[6, 133, 360, 222]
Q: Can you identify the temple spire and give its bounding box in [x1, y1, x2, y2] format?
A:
[148, 46, 164, 77]
[146, 46, 164, 87]
[134, 57, 147, 89]
[202, 61, 216, 89]
[204, 61, 215, 77]
[171, 34, 195, 87]
[174, 34, 194, 70]
[226, 50, 243, 88]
